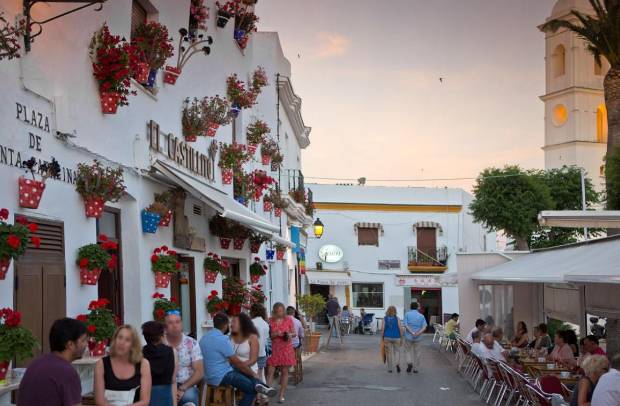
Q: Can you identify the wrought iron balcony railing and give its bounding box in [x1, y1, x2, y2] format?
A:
[407, 246, 448, 268]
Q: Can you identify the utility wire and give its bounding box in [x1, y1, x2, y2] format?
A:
[303, 173, 530, 183]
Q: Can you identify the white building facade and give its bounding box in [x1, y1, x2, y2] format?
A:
[0, 0, 311, 351]
[305, 184, 496, 323]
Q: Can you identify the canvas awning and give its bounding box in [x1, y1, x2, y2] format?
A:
[306, 270, 351, 286]
[539, 210, 620, 228]
[413, 221, 443, 233]
[354, 222, 384, 235]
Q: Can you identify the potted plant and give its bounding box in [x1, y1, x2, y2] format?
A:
[226, 74, 256, 117]
[203, 252, 227, 283]
[229, 223, 250, 250]
[270, 149, 283, 172]
[251, 66, 268, 92]
[262, 192, 274, 212]
[218, 142, 250, 184]
[215, 1, 241, 28]
[76, 299, 116, 356]
[298, 294, 326, 352]
[89, 23, 138, 114]
[141, 197, 169, 234]
[248, 231, 269, 253]
[206, 290, 228, 317]
[151, 292, 179, 321]
[0, 13, 25, 61]
[209, 215, 234, 249]
[268, 189, 288, 217]
[75, 160, 126, 218]
[222, 276, 245, 316]
[202, 95, 231, 136]
[234, 12, 259, 49]
[275, 242, 286, 260]
[232, 170, 253, 205]
[165, 28, 213, 85]
[151, 245, 181, 288]
[154, 191, 173, 226]
[17, 157, 61, 209]
[76, 235, 117, 285]
[245, 119, 269, 154]
[249, 257, 266, 284]
[182, 97, 205, 142]
[189, 0, 209, 35]
[260, 139, 278, 166]
[0, 308, 37, 383]
[132, 22, 175, 88]
[248, 284, 266, 305]
[250, 170, 275, 200]
[0, 210, 39, 280]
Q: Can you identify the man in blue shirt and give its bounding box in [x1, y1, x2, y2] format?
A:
[200, 313, 276, 406]
[403, 302, 427, 374]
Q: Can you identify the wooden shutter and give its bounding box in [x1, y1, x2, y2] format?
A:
[131, 0, 147, 37]
[357, 227, 378, 246]
[15, 262, 43, 360]
[42, 262, 67, 353]
[416, 227, 437, 259]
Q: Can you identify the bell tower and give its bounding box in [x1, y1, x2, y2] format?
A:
[540, 0, 609, 190]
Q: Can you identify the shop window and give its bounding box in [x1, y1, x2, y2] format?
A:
[352, 283, 384, 308]
[378, 260, 400, 270]
[357, 227, 379, 246]
[131, 0, 147, 38]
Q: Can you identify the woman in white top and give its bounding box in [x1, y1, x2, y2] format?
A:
[251, 303, 270, 382]
[230, 313, 260, 374]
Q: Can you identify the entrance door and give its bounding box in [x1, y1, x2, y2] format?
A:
[416, 227, 437, 264]
[14, 218, 66, 359]
[171, 256, 197, 338]
[97, 207, 123, 322]
[411, 288, 442, 328]
[310, 284, 330, 324]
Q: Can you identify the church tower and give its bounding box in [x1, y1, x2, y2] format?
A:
[540, 0, 610, 190]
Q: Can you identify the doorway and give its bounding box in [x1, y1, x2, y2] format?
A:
[171, 256, 197, 338]
[411, 288, 442, 328]
[416, 227, 437, 264]
[96, 207, 123, 322]
[310, 284, 330, 324]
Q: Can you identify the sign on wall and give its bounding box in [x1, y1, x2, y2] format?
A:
[318, 244, 344, 263]
[396, 275, 441, 288]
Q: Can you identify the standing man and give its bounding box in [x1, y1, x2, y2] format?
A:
[326, 295, 341, 337]
[403, 302, 427, 374]
[18, 318, 88, 406]
[165, 310, 203, 406]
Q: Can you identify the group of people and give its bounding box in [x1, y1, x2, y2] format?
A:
[17, 302, 306, 406]
[379, 303, 428, 374]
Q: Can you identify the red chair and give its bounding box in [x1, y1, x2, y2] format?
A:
[538, 375, 572, 401]
[526, 383, 553, 406]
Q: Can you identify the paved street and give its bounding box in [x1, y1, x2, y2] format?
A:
[285, 334, 482, 405]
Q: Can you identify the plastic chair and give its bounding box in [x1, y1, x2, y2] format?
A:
[538, 375, 572, 402]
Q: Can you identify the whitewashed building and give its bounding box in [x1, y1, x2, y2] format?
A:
[304, 184, 496, 324]
[0, 0, 311, 351]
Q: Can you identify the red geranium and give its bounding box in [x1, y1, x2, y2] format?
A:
[0, 209, 8, 220]
[6, 235, 21, 249]
[76, 314, 88, 322]
[27, 223, 38, 233]
[87, 324, 97, 334]
[79, 258, 89, 268]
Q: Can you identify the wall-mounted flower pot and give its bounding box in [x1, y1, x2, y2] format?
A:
[154, 272, 172, 288]
[204, 270, 218, 284]
[163, 66, 181, 85]
[216, 11, 231, 28]
[222, 169, 233, 185]
[159, 210, 173, 227]
[276, 250, 285, 260]
[18, 176, 45, 209]
[250, 242, 261, 254]
[274, 207, 282, 217]
[261, 155, 271, 165]
[0, 258, 11, 280]
[207, 123, 220, 137]
[237, 36, 249, 49]
[219, 237, 231, 249]
[234, 29, 246, 41]
[135, 62, 149, 84]
[250, 274, 261, 284]
[84, 197, 105, 218]
[80, 268, 102, 285]
[141, 210, 161, 233]
[263, 201, 273, 212]
[146, 68, 158, 87]
[233, 238, 245, 250]
[89, 339, 107, 357]
[229, 103, 241, 118]
[247, 143, 257, 155]
[99, 92, 119, 114]
[184, 134, 197, 142]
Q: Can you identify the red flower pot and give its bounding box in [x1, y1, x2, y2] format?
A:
[88, 339, 107, 357]
[0, 360, 9, 383]
[18, 176, 45, 209]
[250, 242, 261, 253]
[248, 144, 257, 155]
[233, 238, 245, 250]
[204, 270, 218, 284]
[219, 237, 232, 249]
[263, 201, 273, 212]
[261, 155, 271, 165]
[274, 207, 282, 217]
[154, 272, 172, 288]
[250, 274, 261, 284]
[207, 123, 220, 137]
[164, 66, 181, 85]
[135, 62, 149, 84]
[238, 36, 249, 49]
[84, 197, 105, 218]
[0, 258, 10, 280]
[80, 268, 102, 285]
[276, 250, 285, 260]
[185, 134, 197, 142]
[100, 92, 120, 114]
[222, 169, 233, 185]
[159, 210, 173, 227]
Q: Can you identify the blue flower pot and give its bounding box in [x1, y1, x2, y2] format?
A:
[234, 29, 246, 41]
[266, 249, 275, 261]
[235, 196, 245, 205]
[146, 69, 158, 87]
[141, 210, 161, 233]
[229, 103, 241, 118]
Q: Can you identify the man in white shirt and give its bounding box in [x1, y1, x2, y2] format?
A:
[251, 304, 270, 382]
[466, 319, 487, 344]
[470, 330, 485, 358]
[592, 353, 620, 406]
[480, 334, 506, 362]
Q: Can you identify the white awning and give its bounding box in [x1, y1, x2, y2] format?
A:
[539, 210, 620, 228]
[306, 270, 351, 286]
[354, 222, 384, 235]
[413, 221, 443, 233]
[151, 161, 279, 233]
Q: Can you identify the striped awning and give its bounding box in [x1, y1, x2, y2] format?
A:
[354, 222, 384, 235]
[412, 221, 443, 234]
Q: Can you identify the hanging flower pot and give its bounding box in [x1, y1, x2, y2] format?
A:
[216, 11, 231, 28]
[222, 169, 233, 185]
[135, 62, 149, 84]
[247, 143, 258, 155]
[250, 274, 261, 284]
[263, 201, 273, 212]
[88, 338, 107, 357]
[207, 122, 220, 137]
[234, 29, 246, 42]
[233, 238, 245, 250]
[146, 68, 158, 87]
[266, 249, 275, 261]
[238, 36, 249, 49]
[204, 270, 218, 284]
[0, 258, 10, 280]
[163, 65, 181, 85]
[154, 271, 172, 288]
[99, 92, 120, 114]
[219, 237, 232, 249]
[235, 196, 246, 205]
[84, 197, 105, 218]
[159, 210, 173, 227]
[261, 154, 271, 166]
[229, 103, 241, 118]
[274, 207, 282, 217]
[250, 242, 261, 254]
[184, 134, 198, 142]
[79, 268, 102, 286]
[141, 210, 161, 234]
[276, 249, 285, 260]
[18, 176, 45, 209]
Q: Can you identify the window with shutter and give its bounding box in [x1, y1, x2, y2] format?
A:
[357, 227, 379, 246]
[131, 0, 147, 37]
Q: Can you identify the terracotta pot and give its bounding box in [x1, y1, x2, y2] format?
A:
[250, 242, 261, 254]
[88, 339, 107, 357]
[18, 176, 45, 209]
[135, 62, 149, 84]
[80, 268, 102, 285]
[159, 210, 173, 227]
[233, 238, 245, 250]
[0, 360, 9, 383]
[306, 332, 321, 353]
[0, 258, 10, 280]
[154, 272, 172, 288]
[250, 274, 261, 284]
[247, 143, 257, 155]
[261, 154, 271, 165]
[84, 197, 105, 218]
[219, 237, 232, 249]
[222, 169, 233, 185]
[163, 66, 181, 85]
[274, 207, 282, 217]
[204, 270, 218, 284]
[263, 201, 273, 212]
[276, 250, 285, 260]
[100, 92, 120, 114]
[207, 123, 220, 137]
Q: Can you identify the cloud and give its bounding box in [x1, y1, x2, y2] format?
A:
[313, 32, 350, 59]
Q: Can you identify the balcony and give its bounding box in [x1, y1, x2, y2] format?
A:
[280, 169, 313, 226]
[407, 246, 448, 273]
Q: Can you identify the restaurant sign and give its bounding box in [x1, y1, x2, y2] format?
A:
[396, 275, 441, 288]
[318, 244, 344, 263]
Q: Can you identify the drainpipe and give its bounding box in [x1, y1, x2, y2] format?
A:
[276, 73, 282, 236]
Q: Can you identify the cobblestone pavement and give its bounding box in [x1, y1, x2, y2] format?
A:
[282, 333, 483, 405]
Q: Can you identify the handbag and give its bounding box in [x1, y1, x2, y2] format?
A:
[380, 339, 386, 364]
[104, 387, 139, 406]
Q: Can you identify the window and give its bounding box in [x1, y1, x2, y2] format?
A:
[596, 104, 608, 143]
[352, 283, 384, 308]
[553, 44, 566, 78]
[131, 0, 147, 38]
[357, 227, 379, 246]
[378, 260, 400, 270]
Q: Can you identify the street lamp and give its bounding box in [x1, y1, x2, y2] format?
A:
[313, 218, 324, 239]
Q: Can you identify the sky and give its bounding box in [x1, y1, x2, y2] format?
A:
[257, 0, 556, 192]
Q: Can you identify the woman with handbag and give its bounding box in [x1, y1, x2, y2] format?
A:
[381, 306, 403, 373]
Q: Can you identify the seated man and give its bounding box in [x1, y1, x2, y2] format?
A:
[444, 313, 459, 340]
[470, 330, 485, 358]
[200, 313, 277, 406]
[466, 319, 486, 344]
[480, 333, 506, 362]
[582, 335, 606, 356]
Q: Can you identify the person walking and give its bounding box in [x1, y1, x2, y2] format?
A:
[142, 321, 177, 406]
[266, 302, 296, 403]
[570, 355, 609, 406]
[326, 296, 340, 338]
[381, 306, 403, 373]
[164, 310, 203, 406]
[287, 306, 305, 350]
[231, 313, 260, 374]
[94, 325, 152, 406]
[403, 302, 427, 374]
[18, 318, 88, 406]
[251, 303, 270, 382]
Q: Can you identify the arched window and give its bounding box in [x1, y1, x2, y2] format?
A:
[553, 44, 566, 78]
[596, 104, 608, 143]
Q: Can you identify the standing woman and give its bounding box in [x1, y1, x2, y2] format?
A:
[381, 306, 403, 373]
[511, 321, 529, 348]
[230, 313, 260, 374]
[95, 325, 152, 406]
[251, 303, 270, 383]
[266, 302, 296, 404]
[141, 321, 178, 406]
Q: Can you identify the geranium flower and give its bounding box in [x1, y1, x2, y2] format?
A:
[15, 216, 28, 225]
[175, 262, 181, 270]
[87, 324, 97, 334]
[151, 254, 159, 263]
[6, 234, 21, 249]
[155, 308, 165, 320]
[76, 314, 88, 322]
[0, 208, 8, 220]
[26, 222, 37, 233]
[170, 297, 178, 304]
[98, 234, 108, 241]
[79, 258, 89, 268]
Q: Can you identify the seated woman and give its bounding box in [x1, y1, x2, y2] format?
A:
[570, 355, 609, 406]
[549, 330, 577, 368]
[141, 321, 177, 406]
[511, 321, 529, 348]
[535, 323, 552, 351]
